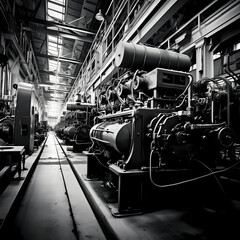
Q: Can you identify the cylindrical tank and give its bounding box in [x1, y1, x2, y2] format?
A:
[115, 41, 191, 72]
[90, 121, 131, 155]
[66, 102, 95, 111]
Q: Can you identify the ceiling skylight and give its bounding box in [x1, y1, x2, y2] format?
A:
[46, 0, 66, 119]
[47, 0, 65, 21]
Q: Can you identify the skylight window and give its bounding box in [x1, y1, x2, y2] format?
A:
[48, 2, 64, 13]
[46, 0, 64, 77]
[47, 0, 65, 21]
[48, 41, 62, 56]
[46, 0, 66, 120]
[51, 0, 65, 4]
[48, 10, 64, 21]
[48, 60, 59, 71]
[49, 75, 58, 83]
[48, 36, 59, 42]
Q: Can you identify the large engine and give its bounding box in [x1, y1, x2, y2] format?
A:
[85, 41, 240, 216]
[0, 83, 46, 151]
[55, 102, 96, 152]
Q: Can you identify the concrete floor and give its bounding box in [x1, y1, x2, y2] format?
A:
[2, 132, 240, 240]
[62, 143, 240, 240]
[3, 132, 105, 240]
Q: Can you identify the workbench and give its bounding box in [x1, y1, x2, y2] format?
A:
[0, 146, 26, 180]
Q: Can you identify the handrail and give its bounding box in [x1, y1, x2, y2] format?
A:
[158, 0, 219, 49]
[66, 0, 144, 102]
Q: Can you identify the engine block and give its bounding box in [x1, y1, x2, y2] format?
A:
[84, 42, 240, 216]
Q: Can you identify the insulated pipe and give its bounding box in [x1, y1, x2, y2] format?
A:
[115, 41, 191, 72]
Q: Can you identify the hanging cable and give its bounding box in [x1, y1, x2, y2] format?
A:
[149, 149, 240, 188]
[92, 151, 109, 169]
[130, 69, 139, 103]
[175, 74, 193, 101]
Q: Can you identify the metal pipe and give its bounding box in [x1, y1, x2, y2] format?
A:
[184, 122, 226, 130]
[213, 76, 232, 127]
[211, 97, 215, 123]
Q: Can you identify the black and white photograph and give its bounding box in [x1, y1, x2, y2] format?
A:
[0, 0, 240, 239]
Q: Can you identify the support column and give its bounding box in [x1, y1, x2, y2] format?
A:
[203, 39, 214, 79]
[195, 38, 214, 81]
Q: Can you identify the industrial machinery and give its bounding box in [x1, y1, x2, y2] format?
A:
[0, 99, 14, 145]
[54, 116, 66, 140]
[0, 82, 46, 190]
[0, 92, 24, 188]
[34, 113, 47, 148]
[14, 82, 36, 154]
[0, 84, 46, 152]
[55, 102, 96, 152]
[85, 41, 240, 216]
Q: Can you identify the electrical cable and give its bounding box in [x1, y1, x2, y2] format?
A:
[92, 151, 109, 169]
[123, 114, 136, 166]
[192, 158, 226, 195]
[175, 94, 188, 108]
[130, 69, 139, 103]
[175, 74, 193, 101]
[115, 77, 125, 104]
[149, 149, 240, 188]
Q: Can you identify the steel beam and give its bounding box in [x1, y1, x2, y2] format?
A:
[40, 70, 76, 80]
[39, 82, 71, 88]
[24, 26, 94, 42]
[29, 18, 96, 35]
[44, 89, 70, 93]
[4, 33, 32, 78]
[36, 53, 82, 64]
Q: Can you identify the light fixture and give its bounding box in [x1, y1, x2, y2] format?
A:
[95, 9, 104, 21]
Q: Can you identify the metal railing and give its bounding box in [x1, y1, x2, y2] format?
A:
[67, 0, 146, 102]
